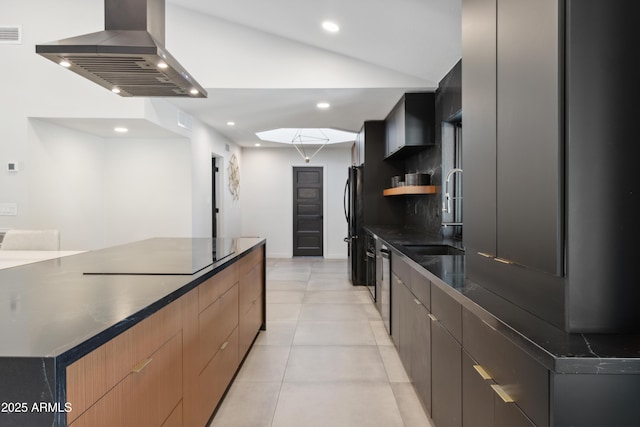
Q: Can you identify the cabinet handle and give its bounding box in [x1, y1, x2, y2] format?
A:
[428, 313, 438, 322]
[478, 252, 494, 258]
[494, 257, 514, 265]
[131, 358, 153, 374]
[220, 341, 229, 350]
[414, 298, 422, 306]
[491, 384, 515, 403]
[473, 364, 493, 380]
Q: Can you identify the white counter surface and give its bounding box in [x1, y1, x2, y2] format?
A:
[0, 250, 85, 270]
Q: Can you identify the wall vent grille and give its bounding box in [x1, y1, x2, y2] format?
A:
[0, 26, 21, 44]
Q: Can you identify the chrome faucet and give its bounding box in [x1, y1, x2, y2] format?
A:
[443, 168, 463, 214]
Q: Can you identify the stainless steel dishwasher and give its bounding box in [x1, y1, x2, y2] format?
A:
[377, 242, 391, 333]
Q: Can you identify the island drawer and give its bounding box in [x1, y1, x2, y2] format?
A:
[199, 263, 239, 312]
[198, 283, 239, 371]
[66, 298, 182, 424]
[463, 308, 549, 427]
[239, 247, 264, 315]
[392, 252, 412, 288]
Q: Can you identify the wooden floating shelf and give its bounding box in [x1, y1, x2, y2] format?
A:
[383, 185, 438, 196]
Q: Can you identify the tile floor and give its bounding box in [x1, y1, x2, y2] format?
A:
[209, 257, 434, 427]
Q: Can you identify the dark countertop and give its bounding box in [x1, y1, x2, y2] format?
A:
[366, 226, 640, 374]
[0, 237, 265, 362]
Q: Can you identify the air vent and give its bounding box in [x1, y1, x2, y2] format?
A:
[0, 25, 21, 44]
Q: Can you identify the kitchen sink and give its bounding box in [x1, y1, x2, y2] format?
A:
[403, 244, 465, 256]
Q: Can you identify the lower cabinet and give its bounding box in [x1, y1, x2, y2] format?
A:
[463, 351, 534, 427]
[390, 265, 432, 415]
[66, 245, 266, 427]
[431, 320, 462, 427]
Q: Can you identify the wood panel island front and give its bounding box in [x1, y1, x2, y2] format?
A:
[0, 237, 266, 427]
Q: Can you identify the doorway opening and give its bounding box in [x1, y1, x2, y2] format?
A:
[212, 157, 219, 239]
[292, 166, 324, 257]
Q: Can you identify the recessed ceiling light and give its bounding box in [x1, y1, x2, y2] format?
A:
[227, 121, 236, 126]
[255, 143, 261, 147]
[157, 62, 168, 69]
[112, 87, 121, 94]
[59, 60, 71, 68]
[190, 88, 199, 95]
[322, 21, 340, 33]
[114, 127, 128, 133]
[317, 102, 330, 109]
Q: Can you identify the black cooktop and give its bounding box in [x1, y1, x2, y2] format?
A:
[83, 237, 235, 275]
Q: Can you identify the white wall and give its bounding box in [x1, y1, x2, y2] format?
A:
[27, 119, 192, 249]
[241, 146, 351, 259]
[0, 2, 242, 248]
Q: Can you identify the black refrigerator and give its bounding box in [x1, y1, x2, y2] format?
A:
[344, 166, 366, 285]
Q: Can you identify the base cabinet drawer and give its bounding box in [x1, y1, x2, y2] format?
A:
[161, 401, 182, 427]
[463, 351, 535, 427]
[239, 292, 263, 358]
[70, 331, 183, 427]
[199, 283, 239, 371]
[197, 327, 239, 427]
[463, 309, 548, 427]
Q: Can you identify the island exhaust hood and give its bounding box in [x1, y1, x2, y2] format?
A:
[35, 0, 207, 97]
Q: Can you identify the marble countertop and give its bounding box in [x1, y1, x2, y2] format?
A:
[366, 226, 640, 374]
[0, 237, 265, 363]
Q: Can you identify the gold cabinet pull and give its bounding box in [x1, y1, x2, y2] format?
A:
[220, 341, 229, 350]
[131, 358, 153, 374]
[494, 257, 513, 265]
[491, 384, 515, 403]
[414, 298, 422, 306]
[478, 252, 494, 258]
[473, 364, 493, 380]
[428, 313, 438, 322]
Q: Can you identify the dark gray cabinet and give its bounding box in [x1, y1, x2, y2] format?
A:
[495, 0, 561, 276]
[390, 252, 432, 415]
[464, 0, 640, 333]
[431, 318, 462, 427]
[463, 0, 561, 275]
[385, 93, 436, 159]
[463, 351, 535, 427]
[461, 0, 497, 258]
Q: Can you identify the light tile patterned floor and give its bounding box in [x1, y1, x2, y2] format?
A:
[209, 258, 434, 427]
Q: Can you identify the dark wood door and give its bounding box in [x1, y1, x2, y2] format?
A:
[293, 167, 323, 256]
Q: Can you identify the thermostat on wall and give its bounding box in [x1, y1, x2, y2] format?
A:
[7, 162, 18, 172]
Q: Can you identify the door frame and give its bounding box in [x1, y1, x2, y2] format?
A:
[291, 164, 327, 258]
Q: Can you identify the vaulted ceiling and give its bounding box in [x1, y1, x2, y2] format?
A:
[166, 0, 462, 147]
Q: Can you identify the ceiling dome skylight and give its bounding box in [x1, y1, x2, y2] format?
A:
[256, 128, 357, 162]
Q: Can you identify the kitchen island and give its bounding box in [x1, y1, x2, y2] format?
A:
[368, 226, 640, 427]
[0, 237, 266, 427]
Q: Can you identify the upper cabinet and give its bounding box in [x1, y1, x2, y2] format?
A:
[463, 0, 640, 333]
[385, 92, 436, 159]
[463, 0, 561, 276]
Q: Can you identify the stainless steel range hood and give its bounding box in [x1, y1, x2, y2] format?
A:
[36, 0, 207, 98]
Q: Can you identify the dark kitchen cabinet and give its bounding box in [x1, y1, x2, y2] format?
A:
[462, 351, 493, 427]
[463, 351, 535, 427]
[461, 0, 497, 258]
[462, 0, 640, 332]
[431, 318, 462, 427]
[462, 0, 561, 275]
[385, 93, 436, 159]
[431, 284, 463, 427]
[495, 0, 561, 276]
[391, 252, 432, 415]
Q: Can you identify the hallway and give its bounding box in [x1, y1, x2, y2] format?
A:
[209, 257, 433, 427]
